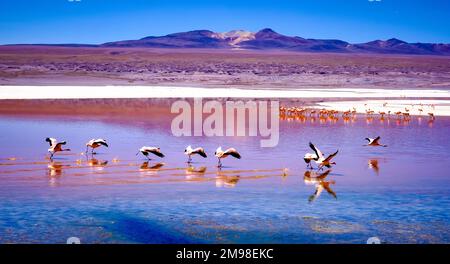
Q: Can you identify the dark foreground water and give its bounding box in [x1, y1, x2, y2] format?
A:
[0, 102, 449, 243]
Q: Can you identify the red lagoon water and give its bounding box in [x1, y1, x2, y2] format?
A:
[0, 101, 449, 243]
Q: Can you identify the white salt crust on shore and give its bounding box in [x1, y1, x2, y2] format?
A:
[0, 86, 449, 116]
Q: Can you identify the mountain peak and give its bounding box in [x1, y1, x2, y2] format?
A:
[386, 38, 407, 45]
[258, 28, 276, 33]
[255, 28, 284, 39]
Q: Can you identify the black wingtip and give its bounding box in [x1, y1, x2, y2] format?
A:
[231, 152, 241, 159]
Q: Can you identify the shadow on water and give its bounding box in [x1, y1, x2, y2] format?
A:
[99, 212, 202, 244]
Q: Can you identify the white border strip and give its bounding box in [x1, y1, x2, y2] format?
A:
[0, 86, 449, 99]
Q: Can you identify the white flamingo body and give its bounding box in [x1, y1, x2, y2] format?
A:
[304, 142, 323, 169]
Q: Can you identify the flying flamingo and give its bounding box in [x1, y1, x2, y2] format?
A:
[364, 136, 387, 147]
[45, 137, 70, 158]
[307, 142, 339, 170]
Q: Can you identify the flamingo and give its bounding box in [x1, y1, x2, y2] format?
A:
[364, 136, 387, 147]
[317, 150, 339, 170]
[137, 146, 165, 160]
[45, 137, 70, 158]
[85, 138, 108, 154]
[307, 142, 339, 170]
[184, 145, 207, 163]
[214, 147, 241, 167]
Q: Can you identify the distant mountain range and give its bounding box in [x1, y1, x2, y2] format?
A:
[13, 28, 450, 55]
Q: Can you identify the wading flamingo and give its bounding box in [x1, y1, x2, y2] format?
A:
[85, 138, 108, 154]
[137, 146, 165, 160]
[184, 145, 207, 163]
[214, 147, 241, 167]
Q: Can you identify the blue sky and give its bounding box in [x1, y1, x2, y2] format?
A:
[0, 0, 449, 44]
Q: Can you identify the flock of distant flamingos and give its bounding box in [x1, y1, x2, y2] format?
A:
[279, 102, 436, 121]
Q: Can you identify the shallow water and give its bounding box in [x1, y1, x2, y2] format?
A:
[0, 101, 449, 244]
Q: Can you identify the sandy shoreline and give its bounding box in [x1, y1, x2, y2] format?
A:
[2, 46, 450, 88]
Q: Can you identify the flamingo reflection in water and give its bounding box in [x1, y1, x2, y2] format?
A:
[185, 165, 207, 180]
[139, 161, 165, 176]
[304, 170, 337, 203]
[368, 159, 380, 175]
[87, 158, 108, 171]
[216, 170, 240, 188]
[47, 161, 70, 187]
